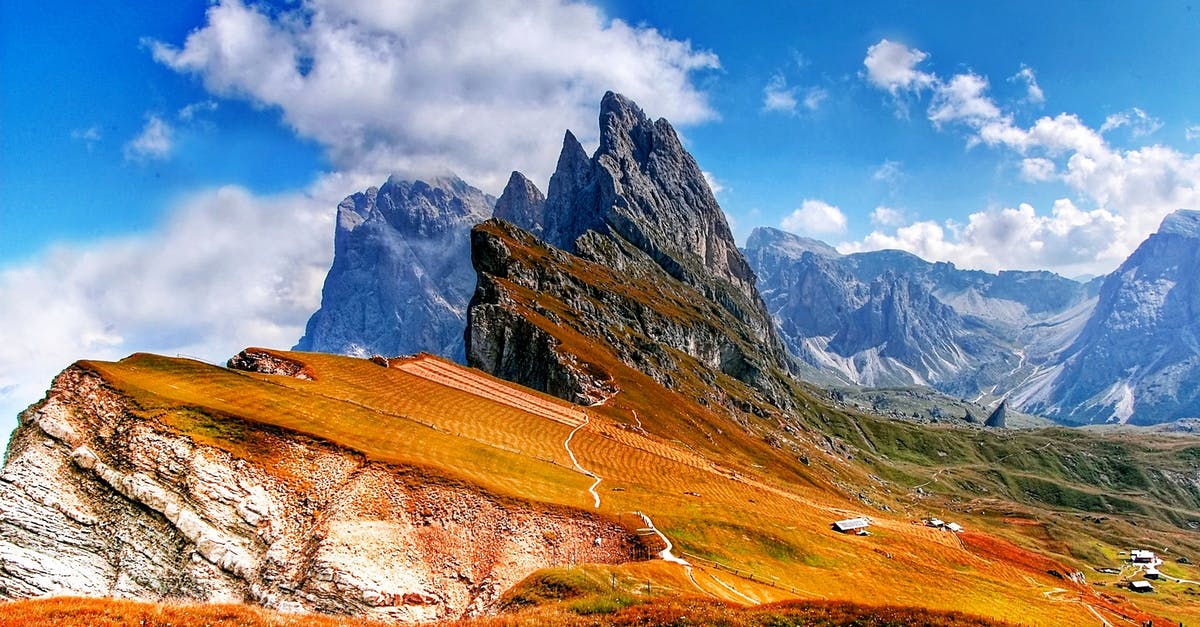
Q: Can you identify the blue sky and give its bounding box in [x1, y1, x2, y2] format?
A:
[2, 0, 1200, 435]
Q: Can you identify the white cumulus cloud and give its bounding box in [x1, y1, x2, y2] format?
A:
[0, 175, 357, 439]
[870, 206, 905, 226]
[928, 72, 1002, 130]
[782, 199, 848, 235]
[859, 40, 1200, 275]
[841, 200, 1127, 275]
[149, 0, 720, 192]
[863, 39, 935, 96]
[1020, 157, 1057, 181]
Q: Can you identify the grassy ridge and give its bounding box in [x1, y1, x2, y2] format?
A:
[72, 349, 1155, 625]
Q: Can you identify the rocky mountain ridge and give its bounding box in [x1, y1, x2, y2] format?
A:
[294, 175, 493, 362]
[1016, 210, 1200, 424]
[748, 215, 1200, 425]
[745, 226, 1092, 396]
[471, 92, 800, 410]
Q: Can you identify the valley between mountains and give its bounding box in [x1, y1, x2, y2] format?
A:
[2, 93, 1199, 626]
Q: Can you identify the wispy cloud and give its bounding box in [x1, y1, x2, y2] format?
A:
[70, 126, 102, 151]
[762, 74, 798, 114]
[1008, 65, 1044, 104]
[178, 99, 218, 121]
[124, 114, 174, 161]
[802, 87, 828, 111]
[1099, 107, 1162, 137]
[702, 170, 725, 195]
[873, 159, 903, 184]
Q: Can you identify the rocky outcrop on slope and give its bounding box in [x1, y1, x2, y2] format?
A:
[227, 348, 315, 380]
[985, 400, 1008, 428]
[1023, 210, 1200, 424]
[472, 93, 798, 408]
[0, 365, 643, 621]
[295, 175, 493, 362]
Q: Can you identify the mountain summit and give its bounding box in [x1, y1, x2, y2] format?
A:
[295, 175, 493, 361]
[470, 92, 796, 407]
[1023, 209, 1200, 423]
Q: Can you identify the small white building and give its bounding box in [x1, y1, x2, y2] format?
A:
[1130, 580, 1155, 593]
[833, 517, 871, 533]
[926, 518, 945, 528]
[1131, 549, 1156, 564]
[1144, 566, 1160, 579]
[945, 522, 964, 533]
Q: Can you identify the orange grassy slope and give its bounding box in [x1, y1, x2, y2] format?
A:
[62, 347, 1177, 625]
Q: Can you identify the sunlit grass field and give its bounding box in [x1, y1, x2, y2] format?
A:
[62, 348, 1182, 625]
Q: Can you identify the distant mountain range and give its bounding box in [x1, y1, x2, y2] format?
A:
[293, 115, 1200, 427]
[746, 211, 1200, 426]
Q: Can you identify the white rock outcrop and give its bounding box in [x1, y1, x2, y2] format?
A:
[0, 365, 644, 622]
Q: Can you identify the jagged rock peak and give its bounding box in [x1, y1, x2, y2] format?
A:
[1157, 209, 1200, 238]
[475, 92, 796, 392]
[493, 171, 546, 235]
[746, 227, 842, 260]
[985, 399, 1008, 428]
[542, 130, 602, 250]
[543, 92, 761, 298]
[343, 174, 493, 239]
[295, 174, 493, 361]
[598, 91, 654, 161]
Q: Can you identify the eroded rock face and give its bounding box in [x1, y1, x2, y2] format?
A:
[492, 172, 546, 238]
[1032, 210, 1200, 424]
[295, 175, 494, 362]
[0, 366, 644, 622]
[474, 93, 797, 409]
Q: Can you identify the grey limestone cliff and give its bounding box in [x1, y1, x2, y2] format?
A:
[1020, 210, 1200, 424]
[492, 171, 546, 237]
[468, 93, 800, 408]
[295, 176, 493, 361]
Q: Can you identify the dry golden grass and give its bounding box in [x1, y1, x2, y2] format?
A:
[0, 596, 394, 627]
[72, 349, 1149, 626]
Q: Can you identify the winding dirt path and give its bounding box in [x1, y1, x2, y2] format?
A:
[563, 413, 602, 508]
[636, 511, 689, 565]
[708, 571, 759, 604]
